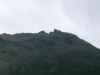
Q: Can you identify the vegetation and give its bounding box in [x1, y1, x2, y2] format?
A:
[0, 29, 100, 75]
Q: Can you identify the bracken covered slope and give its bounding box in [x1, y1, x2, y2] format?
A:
[0, 29, 100, 75]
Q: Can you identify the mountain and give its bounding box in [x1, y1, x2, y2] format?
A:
[0, 29, 100, 75]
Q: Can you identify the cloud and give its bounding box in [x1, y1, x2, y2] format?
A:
[0, 0, 100, 48]
[0, 0, 8, 16]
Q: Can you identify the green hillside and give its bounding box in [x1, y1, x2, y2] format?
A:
[0, 29, 100, 75]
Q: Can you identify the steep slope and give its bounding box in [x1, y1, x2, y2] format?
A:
[0, 29, 100, 75]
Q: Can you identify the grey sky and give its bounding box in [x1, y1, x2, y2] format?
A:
[0, 0, 100, 48]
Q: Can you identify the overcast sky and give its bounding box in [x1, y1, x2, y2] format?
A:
[0, 0, 100, 48]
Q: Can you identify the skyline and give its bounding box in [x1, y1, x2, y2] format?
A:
[0, 0, 100, 48]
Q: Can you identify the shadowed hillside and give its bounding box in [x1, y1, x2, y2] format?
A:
[0, 29, 100, 75]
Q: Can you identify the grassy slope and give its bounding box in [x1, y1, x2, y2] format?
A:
[0, 29, 100, 75]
